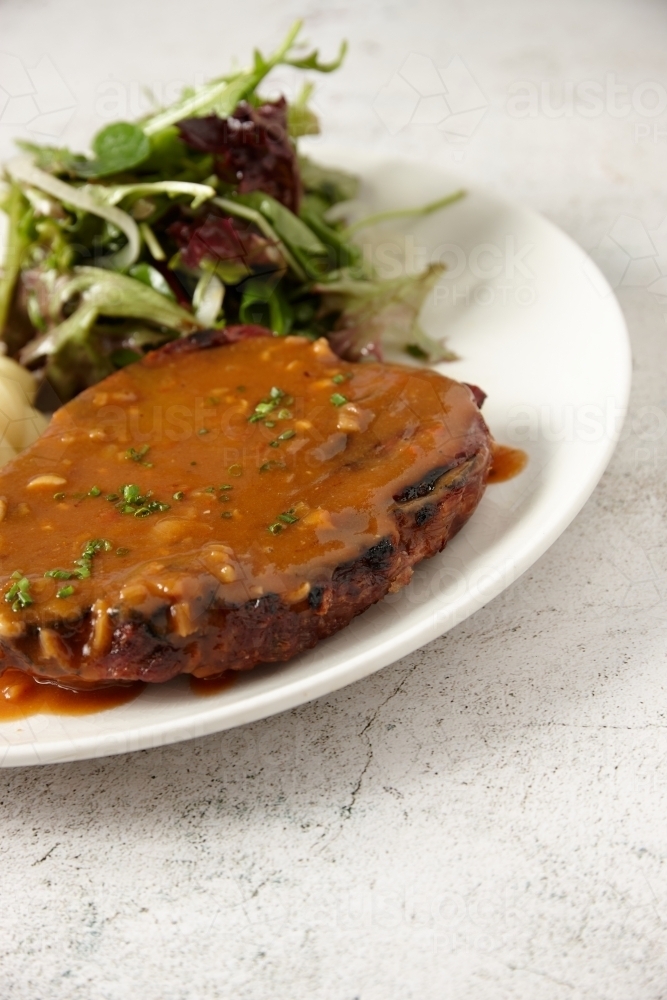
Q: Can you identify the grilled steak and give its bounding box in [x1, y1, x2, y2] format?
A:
[0, 327, 492, 687]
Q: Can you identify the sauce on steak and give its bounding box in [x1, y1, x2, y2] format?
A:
[0, 327, 493, 687]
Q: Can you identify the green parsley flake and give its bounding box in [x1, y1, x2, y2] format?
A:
[330, 392, 347, 407]
[115, 484, 170, 517]
[57, 585, 75, 599]
[268, 507, 300, 533]
[4, 575, 33, 612]
[277, 511, 298, 524]
[126, 444, 151, 464]
[248, 386, 290, 424]
[45, 538, 113, 583]
[269, 429, 296, 448]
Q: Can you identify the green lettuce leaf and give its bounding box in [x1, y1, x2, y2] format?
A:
[316, 264, 455, 362]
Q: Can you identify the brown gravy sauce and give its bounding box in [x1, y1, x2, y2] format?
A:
[488, 443, 528, 483]
[0, 669, 237, 720]
[0, 668, 143, 721]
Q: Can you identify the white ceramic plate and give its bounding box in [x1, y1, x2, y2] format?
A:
[0, 150, 630, 766]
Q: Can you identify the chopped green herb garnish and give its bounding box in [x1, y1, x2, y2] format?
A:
[269, 507, 300, 532]
[264, 421, 275, 428]
[116, 547, 130, 557]
[56, 585, 75, 599]
[248, 386, 289, 424]
[198, 428, 209, 435]
[218, 494, 231, 502]
[53, 492, 66, 501]
[219, 484, 233, 491]
[173, 491, 185, 500]
[44, 568, 76, 580]
[330, 392, 347, 407]
[59, 538, 113, 580]
[269, 429, 296, 448]
[106, 493, 120, 502]
[88, 486, 101, 497]
[207, 396, 220, 406]
[126, 444, 151, 464]
[114, 484, 170, 517]
[332, 373, 351, 384]
[203, 486, 216, 493]
[260, 461, 286, 472]
[221, 511, 233, 519]
[277, 409, 292, 419]
[5, 575, 33, 612]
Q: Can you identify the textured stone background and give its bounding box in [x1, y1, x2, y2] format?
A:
[1, 0, 667, 997]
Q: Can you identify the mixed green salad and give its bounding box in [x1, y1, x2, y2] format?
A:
[0, 21, 462, 404]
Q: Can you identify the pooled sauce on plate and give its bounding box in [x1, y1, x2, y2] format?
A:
[0, 669, 233, 720]
[488, 443, 528, 483]
[0, 668, 143, 721]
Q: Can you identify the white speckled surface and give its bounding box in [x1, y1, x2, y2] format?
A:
[1, 1, 666, 996]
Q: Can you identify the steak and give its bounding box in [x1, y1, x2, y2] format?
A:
[0, 327, 492, 687]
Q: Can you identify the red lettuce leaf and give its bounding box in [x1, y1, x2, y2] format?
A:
[177, 99, 301, 213]
[167, 213, 281, 274]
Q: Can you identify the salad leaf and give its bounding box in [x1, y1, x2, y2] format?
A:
[287, 83, 320, 139]
[140, 21, 319, 135]
[178, 98, 300, 212]
[234, 190, 326, 255]
[284, 41, 347, 73]
[344, 189, 466, 237]
[0, 184, 30, 333]
[0, 23, 465, 406]
[86, 123, 151, 177]
[238, 275, 293, 333]
[299, 156, 359, 207]
[212, 196, 307, 280]
[317, 264, 454, 363]
[168, 213, 282, 283]
[6, 156, 141, 271]
[128, 262, 175, 299]
[20, 266, 201, 366]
